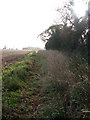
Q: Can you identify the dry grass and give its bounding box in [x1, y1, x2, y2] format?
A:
[39, 50, 73, 85]
[39, 50, 89, 119]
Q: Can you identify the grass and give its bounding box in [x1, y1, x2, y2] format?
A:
[2, 60, 31, 91]
[2, 50, 90, 119]
[2, 52, 41, 119]
[37, 50, 89, 119]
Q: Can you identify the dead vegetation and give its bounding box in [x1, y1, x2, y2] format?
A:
[39, 50, 74, 85]
[39, 50, 89, 119]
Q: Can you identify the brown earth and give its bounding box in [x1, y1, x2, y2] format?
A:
[1, 50, 31, 67]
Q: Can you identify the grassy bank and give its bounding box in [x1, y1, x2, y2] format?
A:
[2, 52, 45, 119]
[2, 50, 90, 119]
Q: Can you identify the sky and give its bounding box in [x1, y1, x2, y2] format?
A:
[0, 0, 88, 50]
[0, 0, 66, 49]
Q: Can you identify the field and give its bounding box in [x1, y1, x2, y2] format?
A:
[1, 50, 90, 119]
[0, 49, 32, 119]
[1, 50, 31, 67]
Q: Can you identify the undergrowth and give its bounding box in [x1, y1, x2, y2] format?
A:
[37, 50, 90, 119]
[2, 50, 90, 119]
[2, 52, 42, 119]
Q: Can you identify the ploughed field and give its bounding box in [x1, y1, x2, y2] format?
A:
[1, 50, 31, 67]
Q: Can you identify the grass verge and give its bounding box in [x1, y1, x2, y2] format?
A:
[2, 52, 43, 119]
[2, 50, 90, 119]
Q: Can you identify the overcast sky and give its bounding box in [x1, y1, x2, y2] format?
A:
[0, 0, 67, 49]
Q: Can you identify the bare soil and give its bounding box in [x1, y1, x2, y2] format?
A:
[1, 50, 31, 67]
